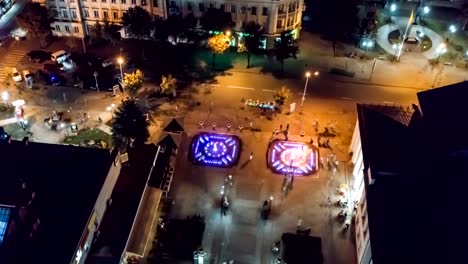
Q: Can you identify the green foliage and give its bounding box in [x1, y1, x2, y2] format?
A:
[89, 22, 103, 45]
[274, 86, 292, 105]
[160, 74, 177, 96]
[274, 32, 299, 71]
[207, 33, 230, 67]
[111, 99, 149, 148]
[16, 3, 51, 48]
[122, 6, 152, 39]
[123, 69, 144, 93]
[200, 8, 234, 31]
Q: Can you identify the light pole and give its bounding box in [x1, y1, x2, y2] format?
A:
[433, 43, 447, 70]
[93, 71, 99, 93]
[2, 91, 9, 105]
[301, 72, 319, 113]
[117, 57, 124, 82]
[448, 25, 456, 43]
[107, 103, 116, 120]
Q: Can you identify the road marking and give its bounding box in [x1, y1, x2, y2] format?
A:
[341, 97, 353, 100]
[227, 85, 255, 90]
[383, 101, 394, 104]
[262, 89, 275, 92]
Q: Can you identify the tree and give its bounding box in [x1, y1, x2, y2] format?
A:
[273, 86, 292, 105]
[243, 22, 263, 68]
[123, 69, 144, 94]
[111, 99, 149, 148]
[200, 8, 234, 31]
[360, 10, 378, 39]
[16, 2, 51, 48]
[274, 32, 299, 72]
[89, 22, 103, 45]
[159, 74, 177, 97]
[122, 7, 151, 39]
[101, 18, 120, 45]
[207, 33, 230, 68]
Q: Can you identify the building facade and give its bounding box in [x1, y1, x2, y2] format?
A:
[47, 0, 166, 38]
[47, 0, 303, 48]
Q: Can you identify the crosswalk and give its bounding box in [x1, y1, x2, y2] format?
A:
[0, 48, 28, 84]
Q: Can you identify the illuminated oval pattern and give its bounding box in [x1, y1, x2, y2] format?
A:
[267, 140, 318, 176]
[190, 133, 241, 168]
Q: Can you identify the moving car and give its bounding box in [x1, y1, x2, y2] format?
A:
[26, 50, 51, 63]
[12, 68, 22, 82]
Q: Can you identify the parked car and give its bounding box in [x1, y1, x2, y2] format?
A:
[102, 58, 114, 68]
[43, 63, 64, 72]
[12, 68, 22, 82]
[26, 50, 51, 63]
[51, 50, 70, 63]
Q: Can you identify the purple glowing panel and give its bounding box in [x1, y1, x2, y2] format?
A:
[267, 140, 318, 176]
[190, 133, 241, 168]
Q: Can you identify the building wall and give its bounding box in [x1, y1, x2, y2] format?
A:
[47, 0, 303, 44]
[48, 0, 165, 37]
[72, 152, 122, 264]
[349, 120, 372, 264]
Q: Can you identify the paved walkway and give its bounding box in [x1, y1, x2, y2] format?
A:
[0, 117, 17, 126]
[376, 16, 445, 59]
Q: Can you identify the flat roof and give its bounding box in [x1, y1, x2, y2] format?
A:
[0, 140, 116, 264]
[86, 144, 161, 264]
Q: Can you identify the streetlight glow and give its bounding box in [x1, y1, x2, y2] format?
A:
[314, 71, 319, 76]
[117, 57, 124, 65]
[226, 30, 231, 36]
[390, 3, 397, 12]
[305, 71, 311, 77]
[449, 25, 457, 33]
[423, 6, 430, 14]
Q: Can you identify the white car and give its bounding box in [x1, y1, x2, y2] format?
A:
[102, 59, 114, 68]
[12, 68, 22, 82]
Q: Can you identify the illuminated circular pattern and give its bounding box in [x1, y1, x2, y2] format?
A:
[267, 140, 318, 176]
[190, 133, 241, 168]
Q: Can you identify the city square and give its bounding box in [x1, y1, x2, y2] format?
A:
[0, 0, 467, 264]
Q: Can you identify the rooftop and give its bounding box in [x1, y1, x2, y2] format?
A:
[0, 140, 116, 264]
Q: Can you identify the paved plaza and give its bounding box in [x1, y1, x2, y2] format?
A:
[165, 85, 358, 264]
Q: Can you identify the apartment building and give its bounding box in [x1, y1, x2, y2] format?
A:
[47, 0, 166, 38]
[47, 0, 303, 48]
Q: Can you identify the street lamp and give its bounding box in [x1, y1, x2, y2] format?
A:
[300, 71, 319, 115]
[93, 71, 99, 93]
[107, 103, 116, 119]
[423, 6, 430, 14]
[117, 57, 124, 86]
[362, 40, 374, 57]
[2, 91, 9, 104]
[433, 43, 447, 70]
[449, 25, 457, 34]
[390, 3, 397, 12]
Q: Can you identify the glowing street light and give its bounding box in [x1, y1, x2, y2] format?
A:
[300, 71, 319, 116]
[390, 3, 397, 12]
[449, 25, 457, 33]
[225, 30, 231, 36]
[117, 57, 124, 87]
[1, 91, 9, 103]
[423, 6, 430, 14]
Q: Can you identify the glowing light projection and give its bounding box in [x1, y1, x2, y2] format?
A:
[267, 140, 318, 176]
[190, 133, 241, 168]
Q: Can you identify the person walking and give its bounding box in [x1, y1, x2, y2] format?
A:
[286, 123, 290, 131]
[297, 217, 303, 230]
[280, 124, 283, 131]
[249, 152, 253, 160]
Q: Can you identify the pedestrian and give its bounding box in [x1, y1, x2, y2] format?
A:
[98, 115, 102, 124]
[175, 104, 179, 112]
[249, 152, 253, 160]
[280, 124, 283, 131]
[286, 123, 290, 131]
[250, 121, 253, 128]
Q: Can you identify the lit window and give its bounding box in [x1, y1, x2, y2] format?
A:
[65, 25, 70, 32]
[0, 207, 11, 245]
[74, 26, 79, 33]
